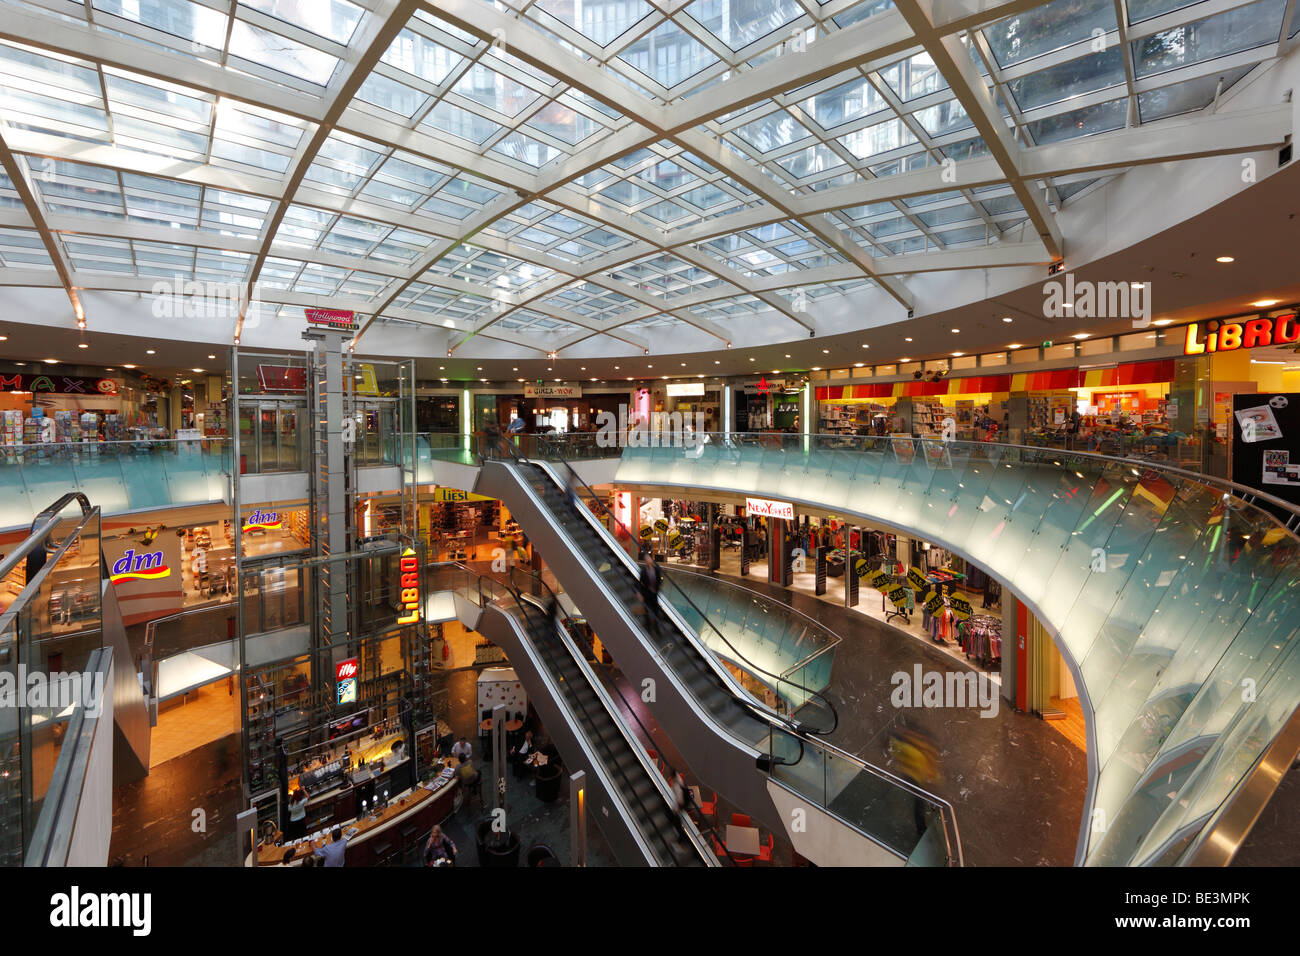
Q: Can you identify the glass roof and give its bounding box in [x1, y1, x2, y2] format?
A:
[0, 0, 1289, 354]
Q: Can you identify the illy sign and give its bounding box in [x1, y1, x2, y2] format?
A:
[746, 497, 795, 520]
[336, 659, 358, 682]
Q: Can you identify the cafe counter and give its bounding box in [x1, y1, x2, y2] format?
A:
[253, 769, 459, 866]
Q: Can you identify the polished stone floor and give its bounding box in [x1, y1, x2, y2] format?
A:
[1233, 761, 1300, 866]
[710, 570, 1088, 867]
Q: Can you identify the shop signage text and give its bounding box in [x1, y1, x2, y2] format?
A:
[242, 509, 281, 532]
[524, 384, 582, 398]
[745, 497, 794, 520]
[0, 374, 118, 395]
[1183, 313, 1298, 355]
[110, 549, 171, 585]
[255, 365, 307, 392]
[397, 547, 420, 625]
[665, 383, 705, 397]
[336, 657, 358, 705]
[431, 487, 493, 503]
[305, 308, 358, 331]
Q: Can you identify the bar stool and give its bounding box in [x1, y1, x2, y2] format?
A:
[372, 839, 399, 867]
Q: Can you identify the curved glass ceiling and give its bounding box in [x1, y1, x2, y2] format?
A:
[0, 0, 1290, 355]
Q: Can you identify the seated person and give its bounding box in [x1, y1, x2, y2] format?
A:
[313, 827, 348, 867]
[510, 730, 537, 763]
[424, 825, 457, 866]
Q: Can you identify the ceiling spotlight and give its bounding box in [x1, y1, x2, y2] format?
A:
[748, 357, 755, 361]
[146, 349, 155, 355]
[784, 354, 791, 358]
[233, 338, 239, 345]
[714, 360, 720, 364]
[771, 369, 780, 373]
[447, 349, 453, 357]
[861, 343, 869, 348]
[122, 363, 136, 369]
[821, 348, 829, 354]
[1001, 316, 1013, 323]
[614, 365, 620, 370]
[518, 378, 524, 382]
[512, 367, 518, 371]
[811, 366, 820, 371]
[192, 368, 204, 373]
[680, 362, 686, 367]
[1154, 318, 1173, 326]
[900, 357, 911, 362]
[644, 348, 650, 355]
[78, 342, 88, 349]
[476, 367, 482, 371]
[1252, 299, 1280, 308]
[854, 362, 864, 367]
[952, 352, 963, 357]
[1215, 256, 1234, 263]
[44, 358, 58, 364]
[725, 342, 732, 348]
[951, 328, 960, 333]
[0, 335, 7, 342]
[904, 337, 912, 342]
[647, 364, 653, 368]
[1072, 333, 1089, 340]
[1008, 344, 1022, 350]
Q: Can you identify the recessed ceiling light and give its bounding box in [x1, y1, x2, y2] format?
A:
[1002, 317, 1013, 323]
[78, 343, 88, 349]
[208, 354, 215, 360]
[0, 335, 6, 342]
[122, 363, 136, 369]
[1216, 256, 1234, 263]
[1252, 299, 1280, 308]
[1008, 344, 1022, 350]
[771, 369, 780, 373]
[192, 368, 204, 373]
[748, 357, 754, 362]
[1072, 333, 1089, 340]
[680, 362, 686, 367]
[512, 367, 518, 371]
[861, 343, 869, 348]
[821, 348, 829, 354]
[480, 378, 487, 382]
[951, 328, 960, 333]
[952, 352, 963, 357]
[1153, 318, 1173, 326]
[811, 366, 821, 371]
[714, 360, 720, 364]
[146, 349, 155, 354]
[614, 365, 620, 370]
[626, 377, 633, 381]
[476, 367, 482, 371]
[44, 358, 58, 364]
[900, 358, 910, 362]
[904, 337, 913, 342]
[590, 378, 597, 382]
[517, 378, 524, 383]
[784, 354, 791, 358]
[440, 378, 448, 382]
[647, 364, 653, 368]
[854, 362, 864, 367]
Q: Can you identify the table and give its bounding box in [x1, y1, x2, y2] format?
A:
[480, 718, 494, 732]
[505, 719, 524, 733]
[725, 824, 761, 856]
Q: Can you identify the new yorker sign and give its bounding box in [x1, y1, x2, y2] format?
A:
[1183, 313, 1299, 355]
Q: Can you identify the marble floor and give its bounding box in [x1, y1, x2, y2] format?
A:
[702, 570, 1088, 867]
[150, 680, 241, 767]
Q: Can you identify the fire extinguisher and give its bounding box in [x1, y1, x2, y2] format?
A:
[441, 641, 450, 661]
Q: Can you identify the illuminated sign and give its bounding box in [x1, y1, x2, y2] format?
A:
[305, 307, 357, 331]
[0, 374, 117, 395]
[397, 547, 420, 625]
[666, 383, 705, 397]
[1183, 313, 1299, 355]
[745, 497, 794, 521]
[524, 384, 582, 398]
[110, 549, 171, 585]
[431, 487, 493, 503]
[242, 509, 282, 532]
[336, 658, 358, 706]
[255, 365, 307, 392]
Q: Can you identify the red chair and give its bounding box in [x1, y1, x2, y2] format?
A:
[756, 834, 775, 865]
[730, 812, 752, 828]
[646, 748, 659, 762]
[698, 791, 717, 819]
[711, 835, 727, 859]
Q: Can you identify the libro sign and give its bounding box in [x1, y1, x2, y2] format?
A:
[397, 547, 420, 625]
[1183, 313, 1299, 355]
[745, 497, 794, 520]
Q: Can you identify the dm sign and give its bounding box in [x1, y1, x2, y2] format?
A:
[110, 549, 171, 585]
[243, 509, 282, 532]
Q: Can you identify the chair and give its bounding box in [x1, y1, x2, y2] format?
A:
[460, 771, 483, 814]
[710, 835, 728, 860]
[525, 843, 558, 867]
[698, 791, 717, 819]
[730, 812, 752, 828]
[372, 839, 399, 867]
[756, 834, 775, 865]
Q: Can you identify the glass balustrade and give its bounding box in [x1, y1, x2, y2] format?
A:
[0, 439, 230, 528]
[610, 432, 1300, 866]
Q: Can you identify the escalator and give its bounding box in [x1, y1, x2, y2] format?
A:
[476, 579, 714, 866]
[475, 453, 960, 865]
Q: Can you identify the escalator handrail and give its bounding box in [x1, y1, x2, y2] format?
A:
[495, 574, 714, 865]
[511, 437, 840, 737]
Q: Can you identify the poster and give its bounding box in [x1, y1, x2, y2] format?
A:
[890, 433, 915, 466]
[1235, 405, 1283, 443]
[921, 439, 952, 470]
[1263, 450, 1300, 486]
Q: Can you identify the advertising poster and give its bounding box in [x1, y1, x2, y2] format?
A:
[890, 433, 916, 466]
[1231, 394, 1300, 509]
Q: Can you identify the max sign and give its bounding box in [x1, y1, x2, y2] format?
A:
[110, 549, 171, 585]
[397, 547, 420, 625]
[1184, 313, 1299, 355]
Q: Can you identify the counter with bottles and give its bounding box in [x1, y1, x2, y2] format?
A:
[252, 766, 459, 866]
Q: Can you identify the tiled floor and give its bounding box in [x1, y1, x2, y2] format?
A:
[150, 680, 241, 767]
[700, 570, 1088, 866]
